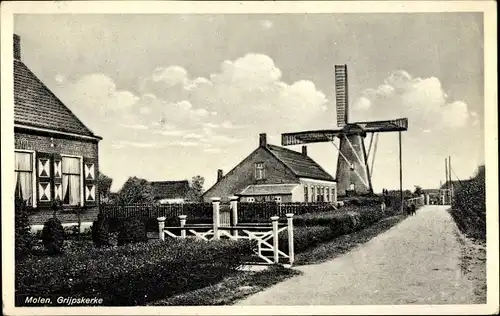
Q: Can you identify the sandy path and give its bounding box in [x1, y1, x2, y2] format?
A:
[236, 205, 476, 305]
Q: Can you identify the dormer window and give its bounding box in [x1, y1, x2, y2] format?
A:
[255, 162, 265, 180]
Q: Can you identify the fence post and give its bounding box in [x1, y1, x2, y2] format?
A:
[179, 215, 187, 239]
[271, 216, 280, 264]
[230, 196, 239, 238]
[157, 217, 166, 241]
[286, 213, 294, 265]
[211, 197, 221, 240]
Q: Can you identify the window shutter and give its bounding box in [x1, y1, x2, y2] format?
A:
[36, 152, 53, 205]
[83, 158, 97, 205]
[53, 154, 62, 202]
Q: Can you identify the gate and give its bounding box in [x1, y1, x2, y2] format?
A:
[157, 197, 295, 266]
[220, 202, 231, 227]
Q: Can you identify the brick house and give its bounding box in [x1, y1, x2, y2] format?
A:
[13, 34, 102, 228]
[202, 133, 337, 203]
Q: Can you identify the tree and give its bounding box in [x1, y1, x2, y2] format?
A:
[98, 172, 113, 202]
[116, 176, 155, 205]
[187, 175, 205, 202]
[414, 185, 423, 196]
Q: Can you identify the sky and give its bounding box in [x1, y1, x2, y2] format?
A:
[14, 13, 484, 193]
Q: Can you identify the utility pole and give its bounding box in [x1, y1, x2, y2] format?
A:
[445, 157, 448, 205]
[449, 156, 453, 206]
[399, 131, 403, 214]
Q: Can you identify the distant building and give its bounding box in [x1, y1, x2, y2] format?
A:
[202, 133, 337, 203]
[150, 180, 192, 204]
[13, 34, 102, 228]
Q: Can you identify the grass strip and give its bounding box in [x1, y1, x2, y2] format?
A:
[148, 265, 301, 306]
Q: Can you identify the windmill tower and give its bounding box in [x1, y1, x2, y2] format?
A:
[281, 65, 409, 196]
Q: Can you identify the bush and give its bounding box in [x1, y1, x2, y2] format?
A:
[16, 239, 255, 306]
[92, 213, 111, 247]
[117, 217, 148, 246]
[41, 217, 65, 255]
[15, 198, 32, 260]
[450, 165, 485, 240]
[280, 206, 389, 253]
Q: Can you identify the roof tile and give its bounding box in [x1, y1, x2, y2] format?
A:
[14, 60, 99, 138]
[267, 144, 335, 182]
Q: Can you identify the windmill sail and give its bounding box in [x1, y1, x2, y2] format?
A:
[335, 65, 348, 128]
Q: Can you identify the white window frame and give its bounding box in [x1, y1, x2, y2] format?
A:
[247, 197, 255, 203]
[255, 162, 265, 180]
[274, 196, 282, 203]
[304, 185, 309, 202]
[14, 149, 37, 208]
[61, 154, 84, 207]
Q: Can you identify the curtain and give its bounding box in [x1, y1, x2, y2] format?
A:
[15, 152, 33, 205]
[62, 157, 81, 205]
[15, 171, 33, 205]
[63, 175, 81, 205]
[62, 157, 80, 174]
[15, 152, 32, 171]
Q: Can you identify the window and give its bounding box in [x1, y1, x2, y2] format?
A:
[247, 197, 255, 203]
[255, 162, 265, 180]
[274, 196, 282, 203]
[316, 187, 320, 202]
[62, 156, 82, 206]
[304, 186, 309, 202]
[326, 187, 330, 202]
[349, 183, 355, 191]
[14, 151, 34, 206]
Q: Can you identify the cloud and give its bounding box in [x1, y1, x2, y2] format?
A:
[259, 19, 273, 30]
[55, 53, 328, 161]
[352, 70, 472, 130]
[55, 74, 65, 84]
[137, 53, 328, 135]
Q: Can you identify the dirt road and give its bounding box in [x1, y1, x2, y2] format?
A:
[236, 205, 477, 305]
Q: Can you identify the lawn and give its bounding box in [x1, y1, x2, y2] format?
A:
[16, 237, 255, 306]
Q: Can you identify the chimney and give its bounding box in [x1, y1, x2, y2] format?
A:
[259, 133, 267, 147]
[302, 146, 308, 156]
[217, 169, 223, 181]
[14, 34, 21, 60]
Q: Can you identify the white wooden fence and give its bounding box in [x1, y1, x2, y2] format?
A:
[157, 197, 295, 266]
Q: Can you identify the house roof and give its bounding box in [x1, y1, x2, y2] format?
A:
[14, 59, 101, 139]
[266, 144, 335, 182]
[150, 181, 191, 200]
[238, 184, 299, 196]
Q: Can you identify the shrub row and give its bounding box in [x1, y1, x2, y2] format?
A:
[449, 166, 485, 241]
[281, 206, 390, 253]
[16, 239, 255, 306]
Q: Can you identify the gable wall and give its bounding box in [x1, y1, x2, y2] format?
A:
[203, 147, 299, 202]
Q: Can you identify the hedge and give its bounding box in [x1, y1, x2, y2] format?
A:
[16, 239, 255, 306]
[449, 165, 485, 241]
[280, 206, 390, 253]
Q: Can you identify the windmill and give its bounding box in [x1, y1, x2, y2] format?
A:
[281, 65, 408, 205]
